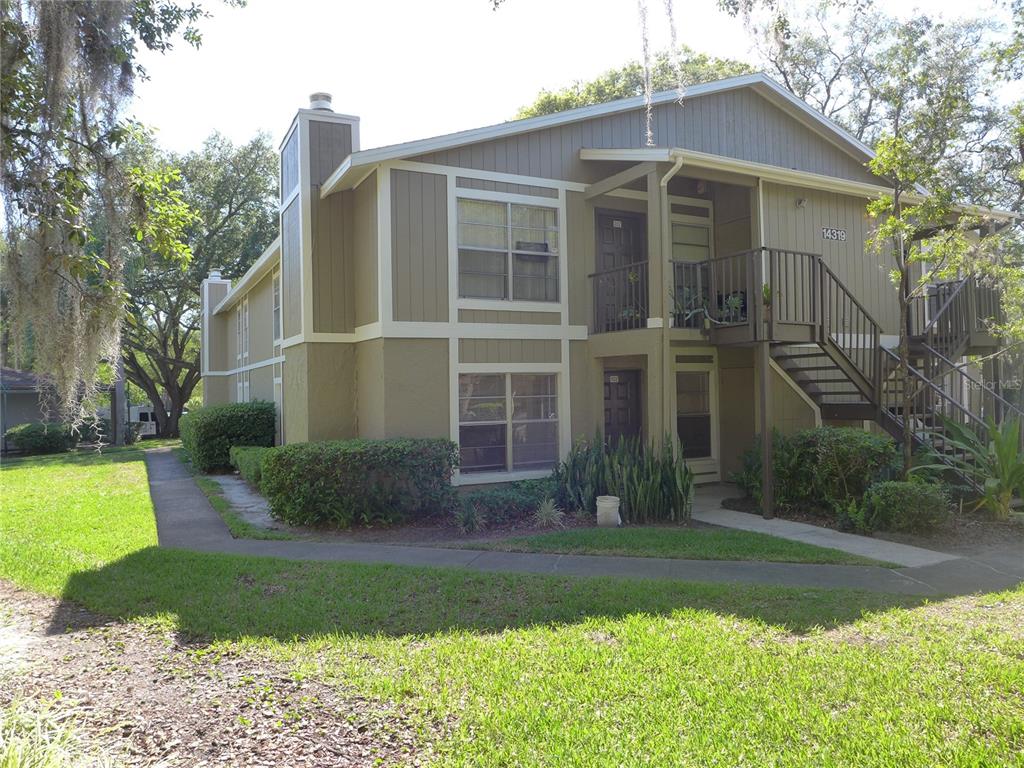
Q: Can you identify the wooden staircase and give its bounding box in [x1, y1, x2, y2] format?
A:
[677, 247, 1013, 482]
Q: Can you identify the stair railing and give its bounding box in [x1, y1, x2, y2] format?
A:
[818, 259, 883, 402]
[880, 347, 989, 485]
[919, 277, 972, 360]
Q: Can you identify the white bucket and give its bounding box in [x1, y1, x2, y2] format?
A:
[596, 495, 621, 527]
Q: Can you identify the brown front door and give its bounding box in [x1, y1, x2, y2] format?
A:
[595, 211, 648, 331]
[604, 369, 642, 447]
[596, 210, 646, 270]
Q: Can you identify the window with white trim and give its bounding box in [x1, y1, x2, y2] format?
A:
[235, 297, 250, 365]
[457, 199, 559, 302]
[272, 271, 281, 342]
[458, 373, 558, 473]
[235, 370, 250, 403]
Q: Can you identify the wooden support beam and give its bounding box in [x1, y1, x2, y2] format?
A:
[583, 162, 659, 200]
[758, 341, 774, 519]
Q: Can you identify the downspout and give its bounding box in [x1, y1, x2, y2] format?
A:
[659, 151, 685, 454]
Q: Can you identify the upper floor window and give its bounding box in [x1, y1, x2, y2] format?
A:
[457, 199, 559, 303]
[272, 271, 281, 342]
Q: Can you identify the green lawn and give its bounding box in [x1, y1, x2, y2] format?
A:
[2, 448, 1022, 766]
[469, 526, 892, 566]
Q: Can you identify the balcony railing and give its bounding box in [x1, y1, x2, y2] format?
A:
[590, 260, 649, 333]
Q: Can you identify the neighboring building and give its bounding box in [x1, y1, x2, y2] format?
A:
[201, 74, 1014, 486]
[1, 368, 46, 449]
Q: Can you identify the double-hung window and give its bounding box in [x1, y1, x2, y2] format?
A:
[457, 199, 559, 302]
[458, 373, 559, 474]
[272, 271, 281, 343]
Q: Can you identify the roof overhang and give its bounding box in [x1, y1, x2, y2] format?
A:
[213, 237, 281, 315]
[580, 148, 1018, 222]
[320, 72, 882, 199]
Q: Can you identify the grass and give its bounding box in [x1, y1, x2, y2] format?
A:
[181, 451, 294, 541]
[468, 526, 893, 566]
[2, 447, 1023, 766]
[0, 699, 116, 768]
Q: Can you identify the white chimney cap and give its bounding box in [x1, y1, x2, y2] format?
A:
[208, 269, 222, 280]
[309, 92, 333, 111]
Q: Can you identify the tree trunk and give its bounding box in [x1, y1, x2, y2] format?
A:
[899, 263, 913, 479]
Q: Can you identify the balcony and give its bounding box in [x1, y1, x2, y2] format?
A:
[590, 260, 650, 333]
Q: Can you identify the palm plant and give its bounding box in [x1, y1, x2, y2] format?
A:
[915, 416, 1024, 520]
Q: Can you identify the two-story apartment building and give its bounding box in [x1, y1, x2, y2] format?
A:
[201, 74, 1012, 486]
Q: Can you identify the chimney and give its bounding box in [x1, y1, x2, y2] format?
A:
[309, 92, 333, 111]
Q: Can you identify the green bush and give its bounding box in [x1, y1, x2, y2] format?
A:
[3, 422, 72, 454]
[552, 434, 694, 524]
[732, 427, 896, 513]
[179, 401, 276, 472]
[229, 445, 275, 489]
[458, 477, 556, 530]
[261, 437, 458, 527]
[859, 480, 950, 533]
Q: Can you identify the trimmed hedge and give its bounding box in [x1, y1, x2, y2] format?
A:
[229, 445, 275, 489]
[261, 437, 458, 527]
[179, 401, 276, 472]
[859, 480, 950, 533]
[733, 426, 897, 513]
[457, 478, 556, 532]
[3, 422, 72, 454]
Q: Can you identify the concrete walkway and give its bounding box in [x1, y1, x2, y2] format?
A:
[145, 449, 1023, 597]
[691, 505, 955, 568]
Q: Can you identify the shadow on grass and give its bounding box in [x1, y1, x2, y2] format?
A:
[53, 545, 930, 642]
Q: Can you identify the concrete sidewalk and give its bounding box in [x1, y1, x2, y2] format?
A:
[691, 506, 955, 568]
[145, 449, 1023, 597]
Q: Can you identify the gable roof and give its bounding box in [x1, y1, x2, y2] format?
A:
[322, 72, 878, 197]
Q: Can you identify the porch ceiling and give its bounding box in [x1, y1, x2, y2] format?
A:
[579, 148, 1017, 222]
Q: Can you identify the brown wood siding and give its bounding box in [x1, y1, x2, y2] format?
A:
[456, 177, 558, 198]
[308, 120, 356, 334]
[353, 171, 378, 326]
[414, 89, 877, 185]
[312, 189, 354, 333]
[281, 199, 302, 338]
[247, 272, 276, 363]
[458, 338, 560, 364]
[458, 309, 560, 324]
[281, 129, 299, 201]
[391, 169, 448, 323]
[761, 182, 898, 333]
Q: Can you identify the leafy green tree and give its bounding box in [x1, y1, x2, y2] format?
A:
[516, 47, 753, 118]
[0, 0, 238, 424]
[862, 17, 1015, 476]
[122, 133, 277, 437]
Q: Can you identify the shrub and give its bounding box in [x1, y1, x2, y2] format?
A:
[261, 437, 458, 527]
[179, 401, 276, 472]
[915, 416, 1024, 520]
[229, 446, 275, 489]
[552, 434, 694, 524]
[3, 422, 71, 455]
[732, 427, 896, 513]
[458, 477, 556, 530]
[532, 498, 566, 529]
[860, 480, 950, 533]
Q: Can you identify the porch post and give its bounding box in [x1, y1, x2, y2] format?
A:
[646, 169, 664, 321]
[758, 341, 774, 519]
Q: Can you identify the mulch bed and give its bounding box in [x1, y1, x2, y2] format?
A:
[0, 582, 427, 767]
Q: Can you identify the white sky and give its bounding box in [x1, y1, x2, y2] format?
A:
[131, 0, 1011, 154]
